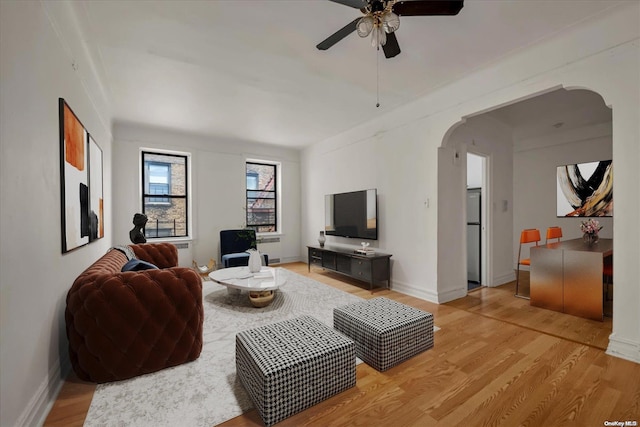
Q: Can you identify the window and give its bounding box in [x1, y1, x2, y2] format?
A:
[246, 161, 277, 233]
[142, 151, 189, 238]
[147, 162, 170, 203]
[246, 171, 258, 191]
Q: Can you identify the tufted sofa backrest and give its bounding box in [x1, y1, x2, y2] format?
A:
[131, 243, 178, 269]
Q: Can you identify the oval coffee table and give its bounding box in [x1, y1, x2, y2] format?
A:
[209, 266, 286, 307]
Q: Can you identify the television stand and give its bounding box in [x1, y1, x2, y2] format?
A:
[307, 245, 392, 291]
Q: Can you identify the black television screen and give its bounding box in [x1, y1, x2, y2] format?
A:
[325, 189, 377, 240]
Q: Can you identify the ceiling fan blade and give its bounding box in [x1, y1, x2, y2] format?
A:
[328, 0, 368, 9]
[382, 32, 401, 58]
[316, 18, 360, 50]
[392, 0, 464, 16]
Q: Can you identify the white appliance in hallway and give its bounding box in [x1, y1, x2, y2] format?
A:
[467, 188, 481, 284]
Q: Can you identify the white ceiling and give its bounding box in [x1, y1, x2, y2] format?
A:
[76, 0, 624, 148]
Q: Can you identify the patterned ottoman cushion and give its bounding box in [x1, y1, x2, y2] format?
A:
[236, 316, 356, 426]
[334, 297, 434, 371]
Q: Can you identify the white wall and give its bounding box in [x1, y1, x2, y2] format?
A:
[112, 123, 301, 266]
[302, 121, 438, 298]
[0, 1, 113, 425]
[301, 3, 639, 363]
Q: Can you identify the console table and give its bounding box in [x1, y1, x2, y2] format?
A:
[307, 246, 392, 291]
[530, 238, 613, 321]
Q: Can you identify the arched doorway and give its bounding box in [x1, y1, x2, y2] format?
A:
[437, 88, 612, 300]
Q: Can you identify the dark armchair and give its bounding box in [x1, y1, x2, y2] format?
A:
[220, 229, 269, 268]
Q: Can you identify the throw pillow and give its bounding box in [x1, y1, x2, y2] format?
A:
[110, 245, 137, 261]
[121, 259, 159, 272]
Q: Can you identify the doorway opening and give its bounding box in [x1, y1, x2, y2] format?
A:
[467, 152, 487, 292]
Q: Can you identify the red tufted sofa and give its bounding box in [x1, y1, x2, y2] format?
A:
[65, 243, 203, 383]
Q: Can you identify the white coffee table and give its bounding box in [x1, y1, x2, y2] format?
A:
[209, 266, 286, 307]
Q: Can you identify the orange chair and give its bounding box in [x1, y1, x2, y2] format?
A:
[545, 226, 563, 244]
[516, 228, 541, 298]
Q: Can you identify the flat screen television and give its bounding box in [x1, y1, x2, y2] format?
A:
[325, 189, 377, 240]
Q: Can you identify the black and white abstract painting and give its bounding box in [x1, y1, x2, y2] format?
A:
[557, 160, 613, 217]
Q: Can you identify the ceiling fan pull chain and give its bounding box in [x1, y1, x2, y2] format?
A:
[376, 45, 380, 108]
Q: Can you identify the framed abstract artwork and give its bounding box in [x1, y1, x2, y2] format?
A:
[60, 99, 89, 252]
[556, 160, 613, 217]
[88, 134, 104, 241]
[60, 99, 105, 252]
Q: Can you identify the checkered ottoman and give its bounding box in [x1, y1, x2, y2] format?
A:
[236, 316, 356, 426]
[334, 297, 434, 372]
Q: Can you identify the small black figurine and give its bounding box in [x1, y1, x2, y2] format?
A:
[129, 213, 148, 244]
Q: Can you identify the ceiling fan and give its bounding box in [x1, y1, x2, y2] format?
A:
[317, 0, 464, 58]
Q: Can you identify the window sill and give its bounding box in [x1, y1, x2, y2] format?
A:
[146, 237, 192, 243]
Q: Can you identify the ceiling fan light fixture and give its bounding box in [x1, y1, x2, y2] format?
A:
[382, 12, 400, 33]
[356, 15, 374, 37]
[317, 0, 464, 57]
[371, 25, 386, 47]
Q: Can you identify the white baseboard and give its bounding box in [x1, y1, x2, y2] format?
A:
[606, 333, 640, 364]
[435, 287, 468, 303]
[276, 256, 301, 265]
[390, 280, 467, 304]
[391, 279, 438, 303]
[16, 356, 70, 427]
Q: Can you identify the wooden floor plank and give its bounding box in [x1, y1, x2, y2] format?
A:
[45, 262, 638, 427]
[43, 373, 94, 427]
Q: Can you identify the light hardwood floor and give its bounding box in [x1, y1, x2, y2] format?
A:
[45, 263, 639, 427]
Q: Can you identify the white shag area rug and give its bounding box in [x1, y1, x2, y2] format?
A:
[84, 268, 366, 427]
